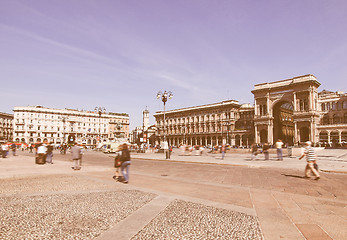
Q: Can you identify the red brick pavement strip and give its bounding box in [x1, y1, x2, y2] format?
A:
[131, 152, 347, 174]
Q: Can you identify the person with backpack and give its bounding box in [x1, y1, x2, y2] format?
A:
[113, 145, 123, 181]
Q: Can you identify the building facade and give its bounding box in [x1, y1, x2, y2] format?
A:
[0, 112, 13, 142]
[154, 74, 347, 147]
[154, 100, 254, 147]
[317, 90, 347, 146]
[13, 106, 129, 145]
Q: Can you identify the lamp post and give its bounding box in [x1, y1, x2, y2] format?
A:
[95, 107, 106, 147]
[58, 116, 68, 144]
[157, 91, 173, 159]
[181, 126, 187, 145]
[156, 91, 173, 142]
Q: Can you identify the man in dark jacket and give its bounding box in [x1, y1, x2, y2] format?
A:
[120, 143, 131, 183]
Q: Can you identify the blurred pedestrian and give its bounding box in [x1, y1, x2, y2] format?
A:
[120, 143, 131, 183]
[11, 143, 16, 156]
[251, 143, 258, 160]
[163, 141, 170, 159]
[36, 141, 47, 164]
[71, 142, 82, 170]
[46, 142, 54, 164]
[113, 146, 123, 181]
[275, 139, 283, 161]
[1, 142, 9, 158]
[263, 143, 270, 160]
[299, 141, 320, 180]
[221, 144, 226, 160]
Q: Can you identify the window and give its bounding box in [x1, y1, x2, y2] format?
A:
[300, 99, 308, 111]
[343, 101, 347, 109]
[259, 104, 267, 116]
[332, 102, 336, 110]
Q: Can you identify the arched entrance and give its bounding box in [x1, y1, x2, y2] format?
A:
[273, 101, 294, 145]
[260, 129, 268, 143]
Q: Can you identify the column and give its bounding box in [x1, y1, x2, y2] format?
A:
[339, 130, 342, 144]
[254, 124, 259, 143]
[294, 121, 298, 145]
[254, 99, 258, 116]
[309, 87, 313, 111]
[293, 92, 297, 112]
[266, 93, 270, 116]
[327, 131, 331, 144]
[310, 118, 314, 143]
[268, 120, 274, 144]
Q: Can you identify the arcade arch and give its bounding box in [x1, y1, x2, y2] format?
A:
[273, 101, 294, 145]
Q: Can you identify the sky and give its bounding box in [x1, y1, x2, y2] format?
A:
[1, 0, 347, 129]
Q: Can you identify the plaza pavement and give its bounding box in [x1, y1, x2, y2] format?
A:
[0, 149, 346, 239]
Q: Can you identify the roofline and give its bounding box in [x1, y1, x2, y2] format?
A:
[13, 106, 129, 119]
[252, 74, 321, 93]
[154, 100, 241, 116]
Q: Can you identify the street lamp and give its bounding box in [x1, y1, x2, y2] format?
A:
[181, 126, 187, 145]
[156, 91, 173, 142]
[95, 107, 106, 146]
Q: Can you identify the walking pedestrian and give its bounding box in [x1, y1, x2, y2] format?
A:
[251, 143, 258, 160]
[221, 144, 226, 160]
[263, 143, 270, 160]
[299, 141, 320, 180]
[46, 142, 54, 164]
[163, 141, 170, 159]
[1, 142, 9, 158]
[11, 143, 16, 156]
[275, 139, 284, 161]
[112, 146, 123, 181]
[120, 143, 131, 183]
[71, 142, 82, 170]
[36, 141, 47, 164]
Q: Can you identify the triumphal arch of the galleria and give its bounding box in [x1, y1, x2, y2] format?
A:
[252, 74, 320, 145]
[154, 74, 347, 147]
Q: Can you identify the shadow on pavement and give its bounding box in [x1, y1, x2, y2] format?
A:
[281, 174, 307, 179]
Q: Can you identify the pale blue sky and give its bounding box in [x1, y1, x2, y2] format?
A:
[1, 0, 346, 128]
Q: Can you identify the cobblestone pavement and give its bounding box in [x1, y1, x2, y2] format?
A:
[132, 200, 262, 240]
[1, 150, 347, 240]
